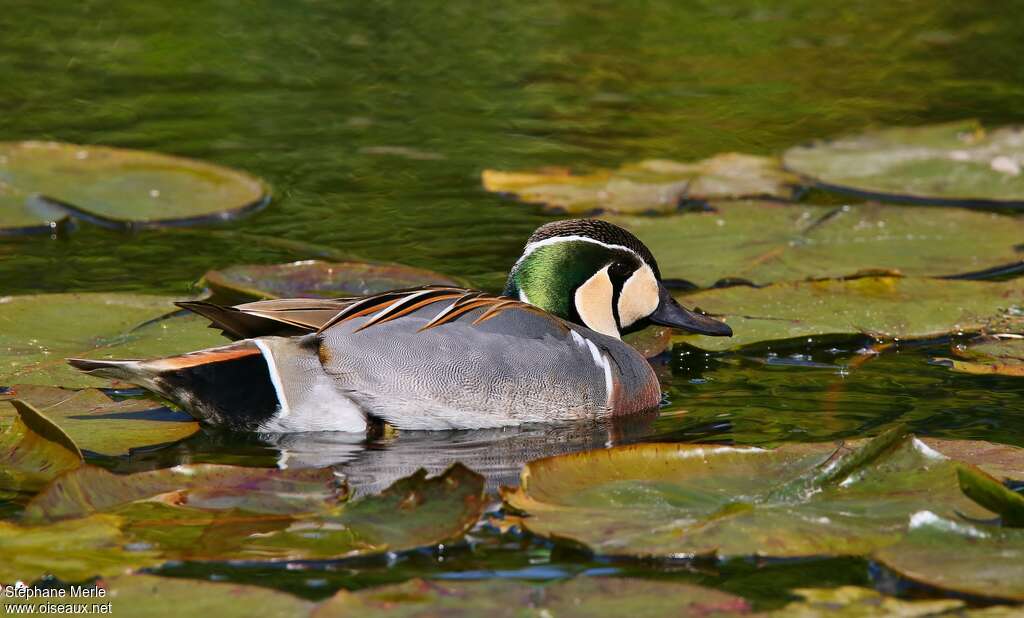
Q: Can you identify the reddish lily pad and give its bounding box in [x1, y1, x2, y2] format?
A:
[0, 386, 198, 457]
[484, 154, 796, 215]
[672, 276, 1024, 351]
[313, 577, 752, 618]
[502, 433, 1022, 559]
[0, 141, 269, 233]
[783, 120, 1024, 207]
[202, 260, 463, 304]
[24, 462, 483, 563]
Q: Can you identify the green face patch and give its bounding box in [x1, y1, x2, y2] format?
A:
[506, 240, 641, 326]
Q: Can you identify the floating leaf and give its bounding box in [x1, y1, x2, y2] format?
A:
[0, 514, 160, 582]
[502, 435, 1017, 559]
[93, 575, 312, 617]
[24, 464, 348, 523]
[202, 259, 463, 304]
[0, 386, 197, 456]
[0, 141, 269, 233]
[874, 511, 1024, 602]
[606, 201, 1024, 286]
[0, 400, 81, 500]
[312, 577, 751, 618]
[671, 276, 1024, 351]
[24, 462, 482, 563]
[933, 335, 1024, 377]
[956, 465, 1024, 527]
[783, 120, 1024, 207]
[770, 586, 964, 617]
[0, 294, 225, 388]
[483, 154, 796, 215]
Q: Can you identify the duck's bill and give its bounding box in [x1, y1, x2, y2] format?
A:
[648, 285, 732, 336]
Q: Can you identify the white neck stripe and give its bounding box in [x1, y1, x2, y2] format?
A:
[511, 235, 644, 273]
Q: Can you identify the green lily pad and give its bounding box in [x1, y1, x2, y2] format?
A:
[874, 511, 1024, 602]
[672, 276, 1024, 351]
[770, 587, 965, 617]
[0, 514, 161, 583]
[312, 577, 751, 618]
[606, 201, 1024, 286]
[783, 120, 1024, 207]
[202, 259, 463, 304]
[0, 141, 269, 233]
[933, 335, 1024, 377]
[501, 433, 1020, 560]
[0, 386, 198, 456]
[0, 400, 81, 501]
[956, 465, 1024, 527]
[483, 154, 796, 215]
[24, 462, 483, 562]
[0, 294, 225, 388]
[87, 575, 313, 617]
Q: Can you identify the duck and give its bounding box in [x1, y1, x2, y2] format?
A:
[67, 219, 731, 432]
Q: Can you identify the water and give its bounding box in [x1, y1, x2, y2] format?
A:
[3, 0, 1024, 608]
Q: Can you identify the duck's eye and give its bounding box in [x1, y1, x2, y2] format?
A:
[608, 261, 633, 281]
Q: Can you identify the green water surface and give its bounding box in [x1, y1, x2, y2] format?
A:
[3, 0, 1024, 609]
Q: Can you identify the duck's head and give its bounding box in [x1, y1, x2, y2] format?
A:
[504, 219, 732, 339]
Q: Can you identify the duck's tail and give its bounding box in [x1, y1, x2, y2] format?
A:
[67, 340, 281, 431]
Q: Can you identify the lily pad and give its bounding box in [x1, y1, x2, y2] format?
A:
[501, 433, 1021, 560]
[0, 514, 161, 583]
[0, 294, 225, 388]
[483, 154, 796, 215]
[783, 120, 1024, 207]
[933, 335, 1024, 377]
[606, 201, 1024, 286]
[0, 141, 269, 233]
[202, 259, 463, 304]
[0, 386, 198, 456]
[769, 587, 965, 617]
[0, 400, 81, 500]
[24, 464, 348, 523]
[88, 575, 313, 617]
[956, 465, 1024, 527]
[312, 577, 752, 618]
[671, 276, 1024, 351]
[874, 511, 1024, 601]
[24, 462, 483, 562]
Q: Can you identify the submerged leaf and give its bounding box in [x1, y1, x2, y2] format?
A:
[0, 514, 160, 582]
[606, 200, 1024, 286]
[671, 276, 1024, 351]
[0, 294, 224, 388]
[0, 141, 269, 233]
[313, 577, 751, 618]
[202, 259, 463, 304]
[0, 400, 82, 500]
[484, 154, 796, 215]
[770, 586, 964, 617]
[874, 511, 1024, 601]
[502, 435, 1023, 559]
[0, 385, 197, 456]
[783, 120, 1024, 206]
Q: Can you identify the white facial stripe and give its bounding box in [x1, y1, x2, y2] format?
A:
[512, 235, 646, 273]
[617, 264, 659, 328]
[574, 265, 619, 339]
